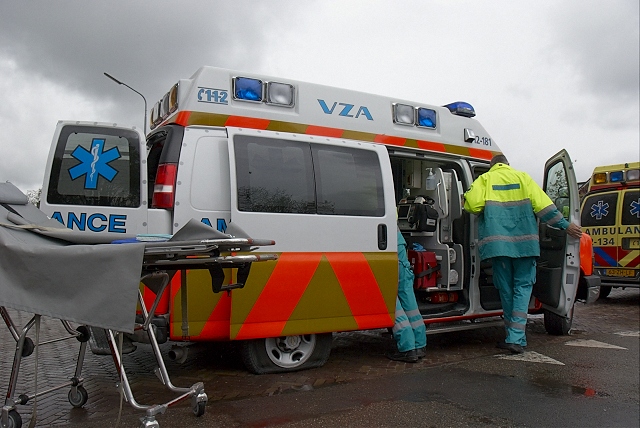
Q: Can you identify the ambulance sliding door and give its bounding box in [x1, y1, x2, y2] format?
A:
[533, 149, 580, 318]
[227, 127, 397, 253]
[226, 127, 399, 339]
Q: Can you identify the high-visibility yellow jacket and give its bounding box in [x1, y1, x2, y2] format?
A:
[463, 163, 569, 260]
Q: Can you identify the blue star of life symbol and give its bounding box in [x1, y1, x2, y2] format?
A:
[590, 200, 609, 220]
[631, 198, 640, 218]
[68, 138, 121, 189]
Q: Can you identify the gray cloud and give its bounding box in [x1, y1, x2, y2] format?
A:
[0, 2, 279, 119]
[547, 0, 639, 104]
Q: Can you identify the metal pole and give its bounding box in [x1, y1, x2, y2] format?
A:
[104, 72, 148, 136]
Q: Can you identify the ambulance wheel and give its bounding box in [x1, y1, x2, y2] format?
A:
[240, 333, 332, 374]
[543, 305, 574, 336]
[68, 386, 88, 408]
[598, 286, 612, 299]
[6, 409, 22, 428]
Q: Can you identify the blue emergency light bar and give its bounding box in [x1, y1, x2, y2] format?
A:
[417, 108, 437, 128]
[609, 171, 624, 182]
[232, 76, 295, 107]
[444, 101, 476, 118]
[233, 77, 263, 102]
[392, 104, 437, 129]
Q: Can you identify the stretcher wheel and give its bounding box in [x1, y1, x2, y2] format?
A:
[21, 337, 34, 358]
[68, 386, 89, 408]
[6, 409, 22, 428]
[193, 401, 206, 417]
[75, 326, 91, 343]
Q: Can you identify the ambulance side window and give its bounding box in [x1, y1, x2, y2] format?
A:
[235, 136, 315, 213]
[621, 190, 640, 225]
[47, 125, 140, 207]
[581, 193, 617, 227]
[233, 135, 384, 216]
[312, 145, 384, 216]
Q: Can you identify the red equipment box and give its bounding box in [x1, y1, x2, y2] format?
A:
[408, 250, 440, 289]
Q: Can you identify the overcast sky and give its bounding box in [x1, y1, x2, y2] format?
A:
[1, 1, 638, 193]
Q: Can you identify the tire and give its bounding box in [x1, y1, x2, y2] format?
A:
[598, 286, 612, 299]
[6, 409, 22, 428]
[68, 386, 89, 408]
[543, 305, 574, 336]
[21, 337, 34, 358]
[193, 401, 206, 417]
[240, 333, 332, 374]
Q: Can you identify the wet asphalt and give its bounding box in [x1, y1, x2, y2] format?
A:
[2, 288, 638, 428]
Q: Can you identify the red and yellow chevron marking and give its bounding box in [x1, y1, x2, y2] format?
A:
[170, 111, 498, 161]
[619, 249, 640, 268]
[169, 269, 232, 340]
[166, 251, 398, 341]
[231, 252, 397, 340]
[594, 246, 640, 269]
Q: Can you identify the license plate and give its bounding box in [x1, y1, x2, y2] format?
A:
[605, 269, 636, 277]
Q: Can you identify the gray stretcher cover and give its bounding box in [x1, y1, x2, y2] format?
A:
[0, 182, 145, 333]
[0, 182, 256, 333]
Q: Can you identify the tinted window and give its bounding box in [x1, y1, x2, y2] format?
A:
[313, 145, 384, 216]
[47, 125, 140, 207]
[235, 135, 315, 213]
[234, 135, 385, 217]
[581, 193, 617, 227]
[621, 190, 640, 225]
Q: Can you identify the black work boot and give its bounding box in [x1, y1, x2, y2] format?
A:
[386, 349, 418, 363]
[496, 341, 524, 354]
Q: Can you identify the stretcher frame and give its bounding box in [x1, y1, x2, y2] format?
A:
[1, 237, 276, 428]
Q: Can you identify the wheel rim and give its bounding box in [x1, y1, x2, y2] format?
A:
[264, 335, 316, 369]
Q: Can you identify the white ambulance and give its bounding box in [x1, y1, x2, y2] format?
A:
[40, 66, 599, 373]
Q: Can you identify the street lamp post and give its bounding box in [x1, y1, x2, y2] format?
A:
[104, 72, 148, 136]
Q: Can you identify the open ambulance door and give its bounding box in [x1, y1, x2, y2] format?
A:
[533, 149, 581, 335]
[40, 121, 149, 242]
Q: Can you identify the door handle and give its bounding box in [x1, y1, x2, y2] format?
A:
[377, 224, 387, 250]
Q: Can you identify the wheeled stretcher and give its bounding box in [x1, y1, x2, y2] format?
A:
[0, 182, 276, 428]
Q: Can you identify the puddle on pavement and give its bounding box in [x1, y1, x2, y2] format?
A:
[531, 377, 609, 398]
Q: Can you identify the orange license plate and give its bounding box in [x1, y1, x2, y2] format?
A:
[606, 269, 636, 277]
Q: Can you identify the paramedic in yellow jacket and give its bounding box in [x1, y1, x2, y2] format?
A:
[463, 155, 582, 354]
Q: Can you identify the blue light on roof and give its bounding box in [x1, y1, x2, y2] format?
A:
[234, 77, 263, 102]
[417, 108, 436, 128]
[444, 101, 476, 118]
[610, 171, 624, 182]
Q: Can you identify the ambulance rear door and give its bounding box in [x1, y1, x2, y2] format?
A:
[533, 149, 581, 322]
[41, 121, 149, 241]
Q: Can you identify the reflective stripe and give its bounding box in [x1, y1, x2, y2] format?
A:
[512, 311, 528, 319]
[479, 234, 539, 245]
[510, 321, 526, 331]
[405, 308, 421, 318]
[547, 211, 564, 224]
[174, 110, 499, 160]
[485, 199, 530, 208]
[536, 204, 555, 218]
[392, 319, 411, 333]
[492, 183, 521, 191]
[410, 319, 425, 329]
